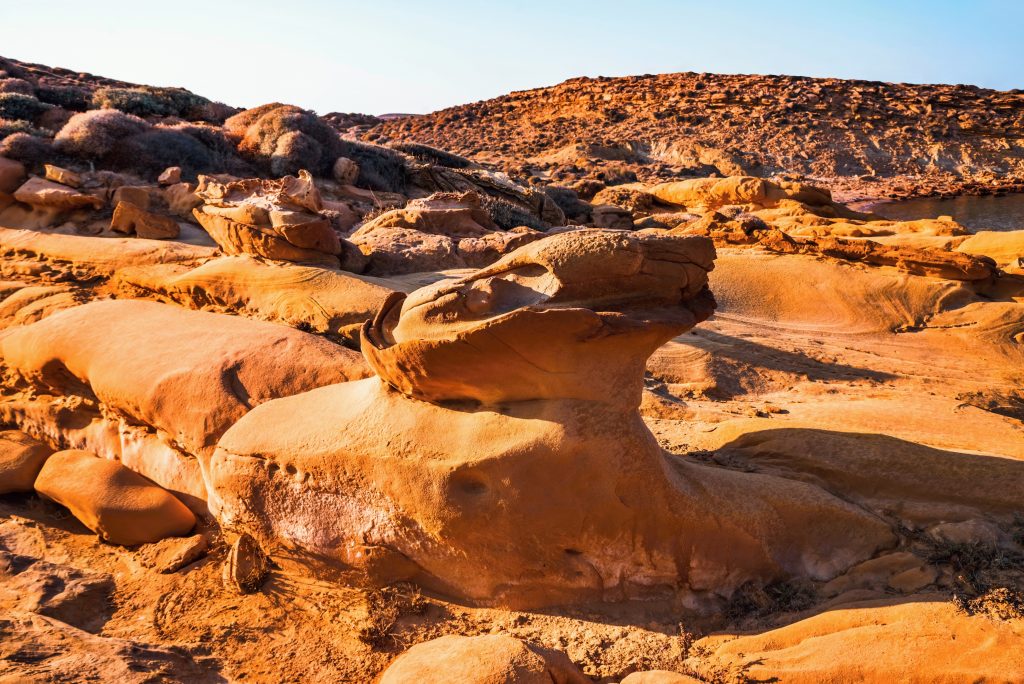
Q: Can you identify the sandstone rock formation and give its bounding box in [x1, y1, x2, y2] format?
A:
[192, 171, 345, 266]
[113, 255, 395, 340]
[1, 299, 369, 508]
[110, 200, 180, 239]
[349, 191, 543, 274]
[34, 449, 196, 545]
[0, 429, 52, 493]
[207, 229, 894, 607]
[1, 53, 1022, 684]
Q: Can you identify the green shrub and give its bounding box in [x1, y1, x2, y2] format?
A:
[105, 128, 215, 177]
[0, 93, 52, 121]
[337, 139, 407, 192]
[92, 86, 212, 118]
[389, 141, 473, 169]
[36, 84, 91, 111]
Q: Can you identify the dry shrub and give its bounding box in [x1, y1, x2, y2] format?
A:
[0, 132, 55, 165]
[36, 84, 91, 111]
[0, 78, 35, 95]
[543, 184, 589, 221]
[225, 103, 411, 189]
[480, 194, 546, 231]
[54, 109, 151, 159]
[271, 129, 322, 176]
[0, 118, 40, 138]
[337, 139, 407, 192]
[226, 103, 340, 176]
[104, 128, 215, 177]
[92, 86, 212, 119]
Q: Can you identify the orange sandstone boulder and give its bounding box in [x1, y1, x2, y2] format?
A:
[0, 429, 52, 493]
[1, 299, 370, 459]
[34, 450, 196, 545]
[43, 164, 82, 189]
[110, 201, 180, 240]
[378, 635, 588, 684]
[12, 177, 103, 211]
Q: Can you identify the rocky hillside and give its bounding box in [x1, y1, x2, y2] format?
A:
[367, 72, 1024, 200]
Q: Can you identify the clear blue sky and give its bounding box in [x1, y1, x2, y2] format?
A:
[3, 1, 1021, 115]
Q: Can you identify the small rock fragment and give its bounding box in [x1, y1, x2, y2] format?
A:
[137, 533, 211, 573]
[111, 185, 151, 209]
[43, 164, 82, 188]
[110, 201, 180, 239]
[332, 156, 359, 185]
[158, 166, 182, 185]
[223, 533, 268, 593]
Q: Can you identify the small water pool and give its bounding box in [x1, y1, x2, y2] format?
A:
[861, 193, 1024, 232]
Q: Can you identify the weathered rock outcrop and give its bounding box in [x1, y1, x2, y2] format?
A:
[206, 229, 894, 607]
[649, 176, 836, 213]
[192, 171, 347, 266]
[350, 191, 543, 274]
[670, 216, 999, 281]
[113, 255, 395, 340]
[1, 299, 369, 507]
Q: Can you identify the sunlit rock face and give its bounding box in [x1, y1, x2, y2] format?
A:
[207, 229, 893, 608]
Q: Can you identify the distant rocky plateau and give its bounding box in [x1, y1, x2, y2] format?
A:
[369, 71, 1024, 202]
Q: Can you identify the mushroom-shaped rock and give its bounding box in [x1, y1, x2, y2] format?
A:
[379, 634, 588, 684]
[208, 229, 894, 608]
[0, 429, 53, 493]
[34, 450, 196, 545]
